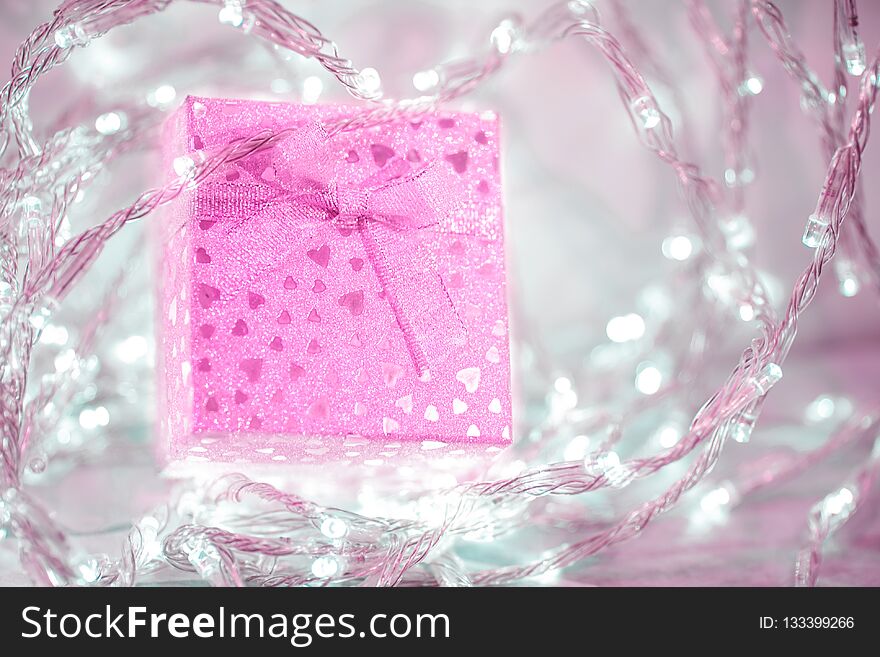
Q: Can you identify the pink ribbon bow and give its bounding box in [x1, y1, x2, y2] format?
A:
[196, 122, 468, 378]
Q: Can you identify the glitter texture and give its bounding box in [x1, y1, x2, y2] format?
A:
[155, 97, 511, 465]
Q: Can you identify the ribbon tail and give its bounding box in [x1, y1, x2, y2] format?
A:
[359, 219, 467, 379]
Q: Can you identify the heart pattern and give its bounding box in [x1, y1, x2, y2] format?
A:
[308, 244, 330, 268]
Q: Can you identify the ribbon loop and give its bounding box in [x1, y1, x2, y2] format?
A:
[202, 121, 469, 375]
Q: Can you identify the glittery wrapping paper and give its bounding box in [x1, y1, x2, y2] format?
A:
[155, 97, 512, 465]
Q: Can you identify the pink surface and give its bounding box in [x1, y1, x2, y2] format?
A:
[155, 97, 512, 465]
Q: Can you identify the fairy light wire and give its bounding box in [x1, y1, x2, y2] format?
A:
[0, 0, 877, 587]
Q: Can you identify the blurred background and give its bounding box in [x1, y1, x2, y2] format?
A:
[1, 0, 879, 585]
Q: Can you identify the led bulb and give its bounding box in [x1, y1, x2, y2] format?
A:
[21, 195, 42, 215]
[819, 486, 855, 524]
[311, 555, 342, 578]
[739, 74, 764, 96]
[720, 214, 756, 250]
[413, 68, 441, 93]
[184, 538, 222, 576]
[28, 302, 56, 331]
[723, 166, 755, 188]
[842, 40, 866, 77]
[606, 313, 646, 343]
[834, 259, 860, 297]
[302, 76, 323, 104]
[629, 95, 661, 130]
[218, 0, 254, 31]
[752, 362, 782, 396]
[320, 517, 348, 539]
[491, 20, 520, 55]
[173, 155, 195, 177]
[802, 213, 829, 248]
[355, 67, 382, 97]
[148, 84, 177, 108]
[54, 23, 89, 49]
[729, 408, 758, 443]
[635, 362, 663, 395]
[661, 234, 694, 261]
[95, 111, 126, 135]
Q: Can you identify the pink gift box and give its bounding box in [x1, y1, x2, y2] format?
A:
[154, 96, 512, 466]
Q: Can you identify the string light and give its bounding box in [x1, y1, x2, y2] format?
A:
[355, 67, 382, 98]
[629, 95, 661, 130]
[802, 213, 830, 248]
[0, 0, 876, 590]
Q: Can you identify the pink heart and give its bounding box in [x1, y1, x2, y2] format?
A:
[239, 358, 263, 382]
[445, 150, 468, 173]
[248, 292, 265, 309]
[381, 362, 404, 388]
[349, 258, 364, 272]
[312, 279, 326, 293]
[231, 319, 248, 336]
[197, 284, 220, 309]
[307, 397, 330, 420]
[338, 290, 365, 316]
[269, 336, 283, 351]
[307, 244, 330, 268]
[370, 144, 395, 167]
[195, 247, 211, 263]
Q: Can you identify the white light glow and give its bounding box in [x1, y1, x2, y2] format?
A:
[39, 324, 69, 346]
[413, 69, 440, 92]
[149, 84, 177, 108]
[356, 68, 382, 95]
[491, 22, 517, 54]
[657, 424, 681, 448]
[661, 235, 694, 261]
[320, 517, 348, 539]
[115, 335, 149, 363]
[312, 556, 341, 578]
[606, 313, 646, 343]
[302, 76, 323, 103]
[635, 362, 662, 395]
[95, 112, 123, 135]
[738, 303, 755, 322]
[744, 75, 763, 95]
[563, 435, 591, 461]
